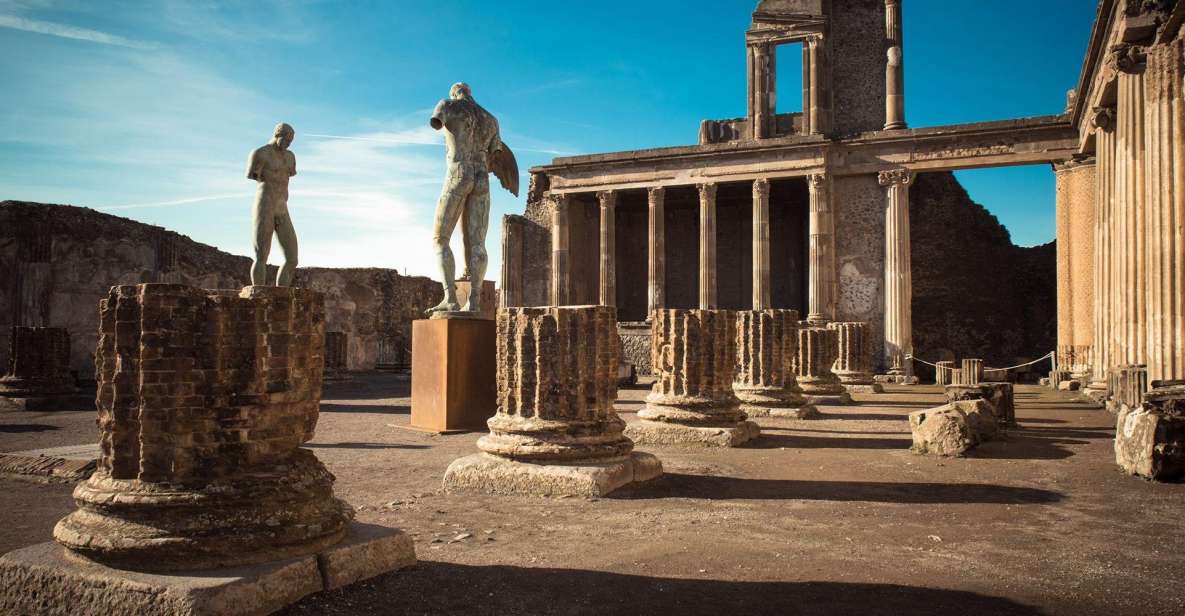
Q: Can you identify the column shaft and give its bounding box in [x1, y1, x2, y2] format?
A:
[879, 169, 914, 377]
[550, 194, 570, 306]
[807, 173, 835, 322]
[808, 37, 823, 135]
[752, 178, 771, 310]
[698, 183, 718, 310]
[1116, 66, 1147, 370]
[1090, 108, 1116, 392]
[598, 191, 617, 308]
[884, 0, 906, 130]
[647, 187, 666, 316]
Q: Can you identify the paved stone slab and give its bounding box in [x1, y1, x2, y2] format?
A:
[444, 451, 662, 497]
[318, 522, 417, 591]
[625, 420, 760, 447]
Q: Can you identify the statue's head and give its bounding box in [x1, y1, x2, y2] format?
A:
[449, 82, 472, 101]
[273, 122, 295, 150]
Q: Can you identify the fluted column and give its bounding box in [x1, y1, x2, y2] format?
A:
[807, 173, 836, 323]
[878, 169, 916, 383]
[647, 187, 665, 316]
[550, 194, 570, 306]
[1088, 107, 1117, 399]
[935, 360, 956, 386]
[501, 217, 523, 308]
[796, 323, 852, 405]
[734, 309, 817, 418]
[1054, 159, 1097, 379]
[955, 359, 983, 386]
[1144, 36, 1185, 385]
[752, 178, 771, 310]
[598, 191, 617, 308]
[751, 43, 775, 140]
[626, 309, 760, 447]
[884, 0, 907, 130]
[1115, 44, 1148, 378]
[698, 183, 718, 309]
[444, 306, 663, 496]
[829, 321, 881, 393]
[807, 36, 824, 135]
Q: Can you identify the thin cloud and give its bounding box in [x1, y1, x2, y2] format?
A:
[0, 15, 157, 49]
[307, 131, 575, 156]
[99, 193, 249, 211]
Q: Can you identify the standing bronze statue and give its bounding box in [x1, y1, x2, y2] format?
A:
[426, 82, 518, 316]
[247, 122, 299, 286]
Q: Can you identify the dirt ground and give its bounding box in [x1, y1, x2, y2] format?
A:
[1, 374, 1183, 616]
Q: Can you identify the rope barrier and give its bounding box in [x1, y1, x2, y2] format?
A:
[905, 351, 1055, 373]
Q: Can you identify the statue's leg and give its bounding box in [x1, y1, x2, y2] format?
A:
[460, 176, 490, 313]
[251, 205, 275, 286]
[427, 170, 472, 314]
[274, 212, 299, 287]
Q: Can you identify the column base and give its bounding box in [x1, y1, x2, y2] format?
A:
[0, 522, 415, 616]
[1115, 384, 1185, 482]
[735, 386, 815, 418]
[625, 419, 760, 448]
[442, 451, 662, 497]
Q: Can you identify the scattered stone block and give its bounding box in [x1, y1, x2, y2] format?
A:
[733, 310, 817, 418]
[1058, 380, 1081, 391]
[1115, 383, 1185, 481]
[795, 324, 852, 405]
[627, 309, 759, 446]
[909, 399, 998, 456]
[945, 382, 1016, 428]
[445, 306, 662, 496]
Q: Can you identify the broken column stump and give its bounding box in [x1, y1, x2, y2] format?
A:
[444, 306, 662, 496]
[1115, 382, 1185, 481]
[0, 284, 415, 616]
[945, 382, 1016, 428]
[0, 326, 85, 412]
[828, 321, 882, 394]
[909, 399, 999, 457]
[733, 309, 817, 419]
[954, 358, 984, 385]
[935, 360, 956, 386]
[626, 309, 759, 447]
[795, 324, 852, 405]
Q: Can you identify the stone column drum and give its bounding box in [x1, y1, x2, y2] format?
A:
[626, 309, 760, 447]
[0, 326, 79, 411]
[954, 359, 984, 386]
[935, 360, 956, 386]
[734, 310, 817, 419]
[828, 321, 882, 393]
[52, 284, 411, 572]
[796, 324, 852, 405]
[444, 306, 662, 496]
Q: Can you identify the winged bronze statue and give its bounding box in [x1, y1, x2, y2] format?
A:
[426, 82, 519, 317]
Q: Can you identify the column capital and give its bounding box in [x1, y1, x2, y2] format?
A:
[807, 173, 829, 191]
[548, 192, 571, 210]
[877, 169, 914, 187]
[1124, 0, 1171, 17]
[697, 182, 718, 201]
[1108, 43, 1148, 75]
[1091, 106, 1116, 132]
[752, 177, 771, 198]
[596, 190, 617, 208]
[647, 186, 666, 205]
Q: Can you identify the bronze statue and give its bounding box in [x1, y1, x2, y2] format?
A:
[247, 122, 299, 286]
[426, 83, 518, 316]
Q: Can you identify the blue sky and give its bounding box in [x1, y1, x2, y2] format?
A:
[0, 1, 1098, 279]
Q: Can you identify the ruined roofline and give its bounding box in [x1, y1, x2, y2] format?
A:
[1069, 0, 1118, 130]
[530, 114, 1073, 173]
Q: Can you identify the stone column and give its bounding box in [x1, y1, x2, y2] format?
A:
[648, 187, 665, 316]
[796, 323, 852, 405]
[501, 216, 524, 308]
[598, 190, 617, 308]
[444, 306, 662, 496]
[53, 285, 359, 571]
[935, 360, 956, 386]
[884, 0, 907, 130]
[751, 43, 774, 140]
[752, 178, 772, 310]
[878, 169, 917, 383]
[955, 359, 984, 386]
[829, 321, 882, 393]
[550, 193, 570, 306]
[1088, 107, 1117, 401]
[0, 326, 78, 411]
[807, 36, 824, 135]
[734, 309, 818, 419]
[627, 309, 760, 447]
[699, 183, 718, 310]
[1115, 44, 1148, 377]
[1054, 159, 1097, 380]
[807, 173, 836, 323]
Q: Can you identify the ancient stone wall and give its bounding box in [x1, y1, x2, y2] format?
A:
[834, 174, 886, 368]
[0, 201, 441, 375]
[828, 0, 888, 137]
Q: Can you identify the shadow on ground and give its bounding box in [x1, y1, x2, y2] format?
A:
[320, 403, 410, 415]
[0, 424, 61, 433]
[612, 473, 1063, 504]
[280, 561, 1047, 616]
[305, 442, 429, 450]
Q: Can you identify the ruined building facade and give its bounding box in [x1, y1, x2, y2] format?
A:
[502, 0, 1072, 377]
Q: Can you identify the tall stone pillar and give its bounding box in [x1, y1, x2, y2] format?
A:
[734, 309, 818, 419]
[550, 193, 570, 306]
[807, 173, 836, 323]
[698, 183, 718, 310]
[752, 178, 772, 310]
[1088, 107, 1117, 401]
[626, 309, 760, 447]
[751, 43, 775, 140]
[807, 36, 824, 135]
[796, 324, 852, 405]
[829, 321, 882, 394]
[0, 326, 79, 411]
[1115, 35, 1185, 482]
[501, 216, 524, 308]
[1054, 159, 1097, 380]
[884, 0, 907, 130]
[1115, 44, 1148, 376]
[648, 187, 666, 316]
[877, 169, 917, 383]
[598, 190, 617, 308]
[444, 306, 662, 496]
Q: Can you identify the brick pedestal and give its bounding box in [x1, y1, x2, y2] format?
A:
[733, 310, 817, 419]
[444, 306, 661, 496]
[795, 324, 852, 405]
[627, 309, 759, 447]
[0, 327, 84, 411]
[828, 321, 882, 394]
